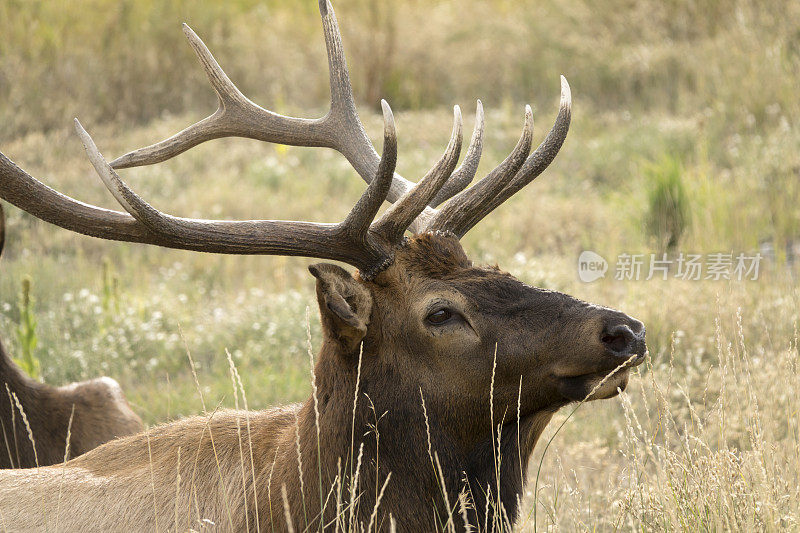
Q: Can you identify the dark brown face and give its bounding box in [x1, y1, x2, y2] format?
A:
[361, 233, 646, 424]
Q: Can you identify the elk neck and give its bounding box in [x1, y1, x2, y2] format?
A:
[270, 334, 557, 529]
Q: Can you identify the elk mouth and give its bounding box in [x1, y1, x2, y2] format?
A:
[554, 351, 646, 402]
[556, 370, 631, 401]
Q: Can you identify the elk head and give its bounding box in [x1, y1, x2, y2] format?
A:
[0, 0, 645, 526]
[306, 232, 645, 519]
[313, 233, 645, 414]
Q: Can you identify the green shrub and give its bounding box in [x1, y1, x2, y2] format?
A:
[15, 277, 41, 380]
[643, 154, 690, 252]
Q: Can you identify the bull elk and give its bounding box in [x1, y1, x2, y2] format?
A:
[0, 1, 646, 530]
[0, 203, 142, 469]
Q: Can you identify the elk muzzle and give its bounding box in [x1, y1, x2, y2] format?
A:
[553, 308, 647, 402]
[600, 315, 646, 362]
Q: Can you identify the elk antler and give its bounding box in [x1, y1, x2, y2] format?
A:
[109, 2, 484, 232]
[64, 102, 405, 272]
[104, 0, 570, 236]
[420, 77, 572, 237]
[0, 0, 571, 275]
[429, 101, 485, 208]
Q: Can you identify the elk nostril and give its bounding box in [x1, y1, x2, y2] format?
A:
[601, 324, 636, 355]
[629, 318, 645, 336]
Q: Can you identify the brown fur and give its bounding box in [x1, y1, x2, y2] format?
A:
[0, 233, 645, 530]
[0, 203, 142, 469]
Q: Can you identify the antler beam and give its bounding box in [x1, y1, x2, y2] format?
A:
[68, 103, 402, 270]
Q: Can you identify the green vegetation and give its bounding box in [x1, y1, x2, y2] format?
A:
[14, 277, 40, 379]
[1, 0, 799, 529]
[644, 154, 690, 252]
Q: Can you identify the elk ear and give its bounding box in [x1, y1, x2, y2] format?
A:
[308, 263, 373, 354]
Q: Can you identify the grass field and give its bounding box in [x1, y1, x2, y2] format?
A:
[1, 0, 799, 530]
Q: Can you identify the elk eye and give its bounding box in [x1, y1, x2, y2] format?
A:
[426, 308, 454, 325]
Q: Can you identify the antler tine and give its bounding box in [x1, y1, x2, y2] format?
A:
[427, 77, 571, 237]
[180, 24, 247, 108]
[372, 106, 463, 243]
[75, 119, 172, 228]
[478, 76, 571, 220]
[339, 101, 397, 240]
[426, 105, 534, 237]
[110, 24, 329, 170]
[429, 100, 485, 208]
[318, 0, 358, 118]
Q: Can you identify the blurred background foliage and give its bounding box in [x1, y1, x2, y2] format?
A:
[1, 0, 799, 138]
